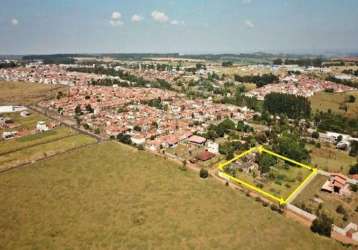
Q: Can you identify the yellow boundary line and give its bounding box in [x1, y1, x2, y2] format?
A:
[217, 146, 317, 205]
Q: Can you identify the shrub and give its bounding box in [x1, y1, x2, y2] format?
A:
[270, 204, 280, 212]
[336, 205, 347, 216]
[199, 168, 209, 179]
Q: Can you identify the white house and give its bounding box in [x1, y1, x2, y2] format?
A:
[207, 141, 219, 154]
[2, 131, 17, 140]
[131, 137, 145, 145]
[36, 121, 49, 132]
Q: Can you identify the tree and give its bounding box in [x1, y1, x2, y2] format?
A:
[273, 132, 309, 162]
[116, 133, 132, 145]
[347, 95, 356, 103]
[222, 61, 233, 67]
[311, 131, 319, 139]
[75, 105, 82, 115]
[133, 125, 142, 132]
[349, 163, 358, 175]
[258, 154, 277, 174]
[273, 58, 283, 65]
[311, 213, 333, 237]
[85, 104, 94, 113]
[199, 168, 209, 179]
[56, 91, 64, 100]
[350, 141, 358, 157]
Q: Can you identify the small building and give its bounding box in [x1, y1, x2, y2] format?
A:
[2, 131, 17, 140]
[207, 141, 219, 154]
[321, 173, 351, 196]
[36, 121, 49, 132]
[188, 135, 207, 145]
[196, 150, 215, 162]
[131, 137, 145, 145]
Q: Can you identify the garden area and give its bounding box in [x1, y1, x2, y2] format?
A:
[223, 150, 312, 200]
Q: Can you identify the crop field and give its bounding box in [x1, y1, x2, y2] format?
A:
[0, 141, 342, 249]
[310, 90, 358, 117]
[294, 175, 358, 228]
[0, 81, 68, 105]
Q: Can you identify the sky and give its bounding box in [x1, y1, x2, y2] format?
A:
[0, 0, 357, 55]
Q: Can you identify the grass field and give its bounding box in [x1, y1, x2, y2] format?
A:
[0, 81, 68, 105]
[308, 144, 357, 174]
[0, 127, 76, 155]
[0, 141, 343, 249]
[0, 134, 96, 172]
[294, 175, 358, 228]
[310, 90, 358, 117]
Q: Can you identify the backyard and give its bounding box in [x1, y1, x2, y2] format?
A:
[223, 150, 313, 201]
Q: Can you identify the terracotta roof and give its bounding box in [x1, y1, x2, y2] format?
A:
[196, 150, 215, 161]
[188, 135, 206, 144]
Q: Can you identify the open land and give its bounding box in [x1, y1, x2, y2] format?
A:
[0, 141, 343, 250]
[308, 144, 357, 175]
[310, 90, 358, 117]
[0, 81, 68, 105]
[294, 175, 358, 228]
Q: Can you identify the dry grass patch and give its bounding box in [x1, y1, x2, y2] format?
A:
[0, 142, 343, 249]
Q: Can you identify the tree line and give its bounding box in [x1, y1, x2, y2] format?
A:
[234, 74, 279, 87]
[272, 58, 323, 67]
[326, 75, 358, 88]
[314, 110, 358, 136]
[68, 66, 172, 90]
[263, 93, 311, 119]
[0, 61, 17, 69]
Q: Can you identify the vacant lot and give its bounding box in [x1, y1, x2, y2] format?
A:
[0, 81, 68, 105]
[0, 142, 342, 249]
[310, 90, 358, 118]
[0, 134, 96, 172]
[0, 127, 76, 155]
[308, 144, 356, 175]
[294, 175, 358, 228]
[0, 111, 49, 134]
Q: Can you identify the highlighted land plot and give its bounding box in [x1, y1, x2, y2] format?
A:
[218, 146, 317, 205]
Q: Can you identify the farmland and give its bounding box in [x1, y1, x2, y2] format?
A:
[0, 141, 343, 249]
